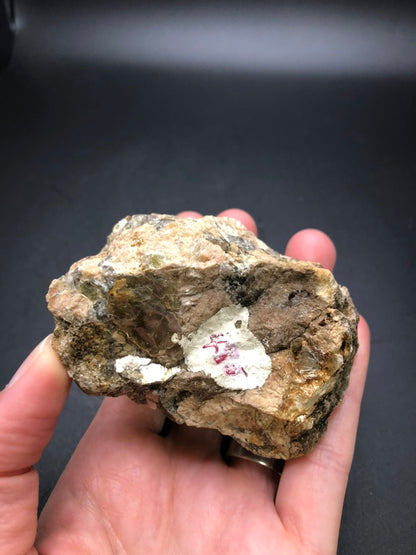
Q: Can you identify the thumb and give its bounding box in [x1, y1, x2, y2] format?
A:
[0, 336, 70, 554]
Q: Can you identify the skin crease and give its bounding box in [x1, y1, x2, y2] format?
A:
[0, 210, 370, 555]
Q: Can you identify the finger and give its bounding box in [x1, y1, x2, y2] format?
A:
[276, 317, 370, 553]
[285, 228, 337, 271]
[176, 211, 203, 218]
[217, 208, 258, 236]
[0, 337, 70, 554]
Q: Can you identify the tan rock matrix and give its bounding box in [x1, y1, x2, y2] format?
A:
[47, 214, 358, 459]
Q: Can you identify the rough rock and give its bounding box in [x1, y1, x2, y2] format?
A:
[47, 214, 359, 459]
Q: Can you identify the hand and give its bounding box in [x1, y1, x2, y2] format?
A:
[0, 209, 370, 555]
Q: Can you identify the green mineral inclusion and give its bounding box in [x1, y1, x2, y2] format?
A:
[147, 254, 164, 268]
[79, 280, 101, 301]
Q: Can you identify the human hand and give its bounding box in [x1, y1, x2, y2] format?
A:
[0, 209, 370, 555]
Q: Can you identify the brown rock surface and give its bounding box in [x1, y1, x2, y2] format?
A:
[47, 214, 359, 459]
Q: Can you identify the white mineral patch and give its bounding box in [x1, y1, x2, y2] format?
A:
[173, 305, 271, 390]
[115, 355, 180, 384]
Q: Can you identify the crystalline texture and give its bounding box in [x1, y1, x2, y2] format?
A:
[47, 214, 358, 459]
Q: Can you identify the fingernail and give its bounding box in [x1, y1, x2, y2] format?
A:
[7, 335, 52, 388]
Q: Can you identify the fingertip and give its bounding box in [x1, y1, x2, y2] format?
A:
[0, 336, 71, 474]
[285, 229, 337, 271]
[176, 211, 203, 219]
[0, 336, 71, 553]
[6, 337, 48, 388]
[4, 335, 70, 403]
[357, 315, 371, 361]
[217, 208, 258, 236]
[40, 337, 72, 393]
[358, 315, 370, 341]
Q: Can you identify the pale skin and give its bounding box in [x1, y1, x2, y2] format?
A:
[0, 209, 370, 555]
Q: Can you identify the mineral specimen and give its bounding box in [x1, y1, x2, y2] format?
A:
[47, 214, 359, 459]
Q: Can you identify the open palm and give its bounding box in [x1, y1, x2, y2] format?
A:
[0, 210, 370, 555]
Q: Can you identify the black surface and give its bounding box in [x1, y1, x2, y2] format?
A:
[0, 1, 14, 68]
[1, 2, 415, 553]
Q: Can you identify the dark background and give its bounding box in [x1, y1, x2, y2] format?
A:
[1, 1, 415, 553]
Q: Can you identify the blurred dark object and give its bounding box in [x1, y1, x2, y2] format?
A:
[0, 0, 14, 69]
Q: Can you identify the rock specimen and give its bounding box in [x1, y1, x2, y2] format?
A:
[47, 214, 359, 459]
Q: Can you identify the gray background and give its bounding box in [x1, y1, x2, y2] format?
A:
[1, 1, 415, 553]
